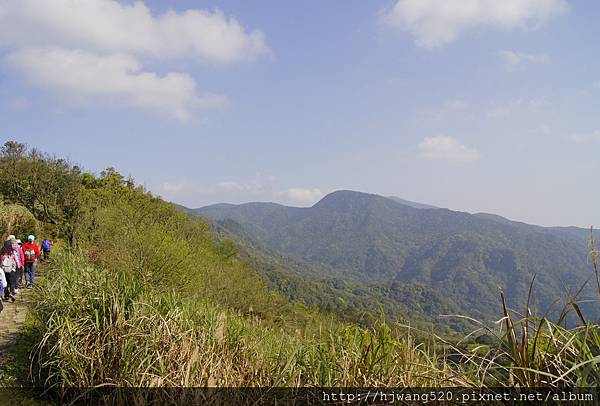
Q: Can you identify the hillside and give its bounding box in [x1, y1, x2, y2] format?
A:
[2, 142, 599, 397]
[4, 143, 510, 397]
[196, 190, 600, 325]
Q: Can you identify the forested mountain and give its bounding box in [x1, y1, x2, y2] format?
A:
[196, 190, 600, 326]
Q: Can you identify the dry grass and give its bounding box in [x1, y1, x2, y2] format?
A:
[28, 253, 473, 397]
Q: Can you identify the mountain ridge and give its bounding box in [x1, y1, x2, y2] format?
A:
[198, 190, 590, 231]
[193, 190, 599, 326]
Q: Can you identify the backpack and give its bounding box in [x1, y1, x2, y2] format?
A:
[42, 240, 50, 250]
[24, 248, 36, 262]
[1, 255, 14, 273]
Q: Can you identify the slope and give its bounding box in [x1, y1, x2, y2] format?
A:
[196, 190, 599, 325]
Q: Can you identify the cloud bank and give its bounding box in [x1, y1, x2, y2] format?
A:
[0, 0, 268, 120]
[0, 0, 269, 63]
[282, 188, 324, 205]
[6, 48, 227, 121]
[384, 0, 568, 48]
[155, 180, 323, 208]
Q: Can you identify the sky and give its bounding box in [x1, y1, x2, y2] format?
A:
[1, 0, 599, 227]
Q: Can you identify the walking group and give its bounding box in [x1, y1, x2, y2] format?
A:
[0, 235, 53, 314]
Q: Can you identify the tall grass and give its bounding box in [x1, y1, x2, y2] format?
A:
[28, 252, 473, 399]
[20, 183, 600, 394]
[26, 225, 600, 396]
[439, 231, 600, 388]
[490, 230, 600, 387]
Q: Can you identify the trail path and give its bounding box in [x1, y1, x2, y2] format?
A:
[0, 264, 43, 368]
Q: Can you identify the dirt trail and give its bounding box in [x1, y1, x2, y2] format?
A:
[0, 265, 42, 367]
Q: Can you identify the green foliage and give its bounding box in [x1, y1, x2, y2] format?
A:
[0, 141, 140, 244]
[197, 190, 600, 327]
[30, 253, 472, 394]
[0, 141, 82, 243]
[0, 202, 39, 240]
[216, 239, 240, 260]
[208, 218, 470, 333]
[73, 186, 302, 325]
[449, 292, 600, 387]
[82, 167, 135, 190]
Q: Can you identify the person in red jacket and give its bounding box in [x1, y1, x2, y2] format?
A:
[22, 235, 40, 288]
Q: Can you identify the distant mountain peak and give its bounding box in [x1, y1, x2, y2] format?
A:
[313, 191, 439, 210]
[313, 190, 378, 204]
[192, 188, 599, 327]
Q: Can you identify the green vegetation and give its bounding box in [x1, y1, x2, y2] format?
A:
[0, 201, 39, 239]
[197, 190, 600, 329]
[31, 253, 469, 389]
[0, 140, 599, 400]
[208, 219, 465, 334]
[0, 141, 82, 244]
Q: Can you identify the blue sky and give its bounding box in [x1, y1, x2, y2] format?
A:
[1, 0, 599, 227]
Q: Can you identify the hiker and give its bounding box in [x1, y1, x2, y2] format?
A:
[41, 238, 53, 260]
[15, 239, 24, 289]
[1, 240, 17, 302]
[7, 235, 23, 294]
[0, 245, 6, 314]
[22, 235, 40, 289]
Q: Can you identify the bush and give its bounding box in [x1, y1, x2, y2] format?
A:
[0, 202, 39, 240]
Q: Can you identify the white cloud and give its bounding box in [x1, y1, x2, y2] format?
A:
[418, 135, 480, 162]
[384, 0, 568, 48]
[0, 0, 269, 64]
[154, 176, 281, 206]
[0, 0, 268, 120]
[153, 181, 325, 209]
[281, 188, 324, 205]
[5, 48, 227, 121]
[568, 131, 600, 143]
[497, 50, 549, 69]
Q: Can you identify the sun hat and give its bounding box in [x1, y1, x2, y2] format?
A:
[16, 239, 22, 244]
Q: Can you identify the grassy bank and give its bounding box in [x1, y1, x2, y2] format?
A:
[28, 253, 472, 391]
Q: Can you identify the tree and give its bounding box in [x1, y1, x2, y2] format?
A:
[218, 239, 240, 260]
[0, 141, 83, 244]
[1, 141, 26, 160]
[82, 167, 135, 190]
[0, 202, 38, 240]
[0, 141, 27, 201]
